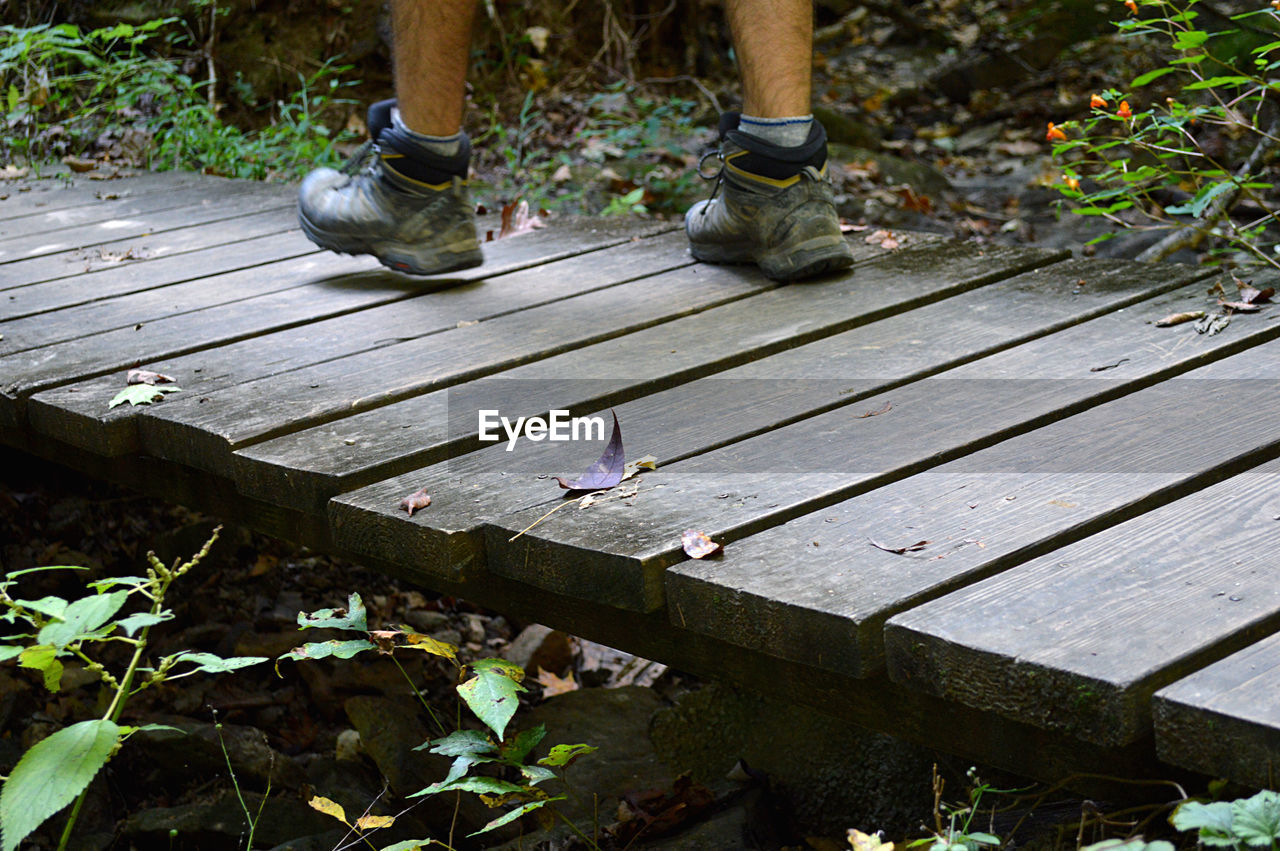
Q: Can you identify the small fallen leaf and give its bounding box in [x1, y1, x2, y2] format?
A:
[1239, 285, 1275, 304]
[621, 454, 657, 481]
[556, 411, 624, 493]
[849, 829, 895, 851]
[856, 400, 892, 418]
[61, 155, 97, 173]
[681, 530, 723, 559]
[864, 229, 900, 249]
[126, 369, 175, 385]
[0, 164, 29, 180]
[867, 537, 930, 555]
[535, 668, 579, 697]
[1195, 313, 1231, 335]
[399, 487, 431, 516]
[1154, 310, 1205, 327]
[498, 199, 546, 239]
[1220, 301, 1262, 312]
[109, 383, 181, 409]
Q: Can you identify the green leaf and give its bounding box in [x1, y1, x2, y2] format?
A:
[1132, 67, 1176, 87]
[423, 729, 497, 758]
[537, 743, 597, 768]
[37, 590, 128, 649]
[169, 651, 267, 673]
[108, 383, 181, 409]
[15, 595, 69, 619]
[0, 719, 121, 851]
[379, 841, 436, 851]
[18, 645, 63, 692]
[1172, 800, 1236, 845]
[278, 638, 375, 665]
[502, 723, 547, 764]
[410, 776, 525, 798]
[115, 611, 172, 637]
[296, 592, 367, 632]
[469, 798, 562, 836]
[1173, 30, 1210, 50]
[0, 646, 22, 663]
[458, 669, 525, 741]
[1232, 790, 1280, 847]
[6, 84, 17, 113]
[519, 764, 557, 785]
[1184, 76, 1255, 90]
[1166, 181, 1235, 218]
[965, 833, 1001, 846]
[471, 657, 525, 681]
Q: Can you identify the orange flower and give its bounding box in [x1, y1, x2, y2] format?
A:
[1125, 0, 1138, 13]
[1090, 93, 1109, 109]
[1117, 100, 1133, 118]
[1063, 175, 1081, 191]
[1046, 122, 1068, 142]
[1272, 0, 1279, 10]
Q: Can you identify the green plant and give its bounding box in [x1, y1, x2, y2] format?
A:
[1, 19, 359, 179]
[602, 186, 648, 216]
[1049, 0, 1280, 269]
[1170, 789, 1280, 850]
[280, 592, 599, 848]
[909, 767, 1010, 851]
[0, 526, 269, 851]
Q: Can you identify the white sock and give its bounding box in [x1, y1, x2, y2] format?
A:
[738, 113, 814, 148]
[391, 108, 463, 157]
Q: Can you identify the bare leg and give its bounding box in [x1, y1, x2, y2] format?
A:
[724, 0, 813, 117]
[391, 0, 477, 135]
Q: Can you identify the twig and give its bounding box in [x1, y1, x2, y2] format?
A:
[640, 75, 723, 114]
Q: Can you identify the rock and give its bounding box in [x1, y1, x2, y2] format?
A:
[829, 143, 953, 196]
[132, 716, 306, 791]
[504, 623, 574, 674]
[123, 790, 336, 849]
[650, 682, 935, 836]
[335, 728, 362, 762]
[404, 608, 450, 633]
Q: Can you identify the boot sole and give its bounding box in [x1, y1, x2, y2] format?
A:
[298, 209, 484, 276]
[691, 234, 855, 282]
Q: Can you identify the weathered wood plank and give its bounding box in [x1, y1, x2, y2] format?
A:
[2, 233, 331, 351]
[15, 223, 683, 449]
[1153, 630, 1280, 787]
[0, 179, 292, 247]
[324, 255, 1213, 607]
[667, 306, 1280, 678]
[1, 209, 304, 295]
[0, 170, 224, 220]
[881, 368, 1280, 746]
[237, 237, 1036, 512]
[467, 265, 1258, 612]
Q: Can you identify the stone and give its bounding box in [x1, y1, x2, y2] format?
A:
[829, 143, 953, 197]
[132, 716, 306, 790]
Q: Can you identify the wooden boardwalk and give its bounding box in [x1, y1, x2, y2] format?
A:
[4, 169, 1280, 789]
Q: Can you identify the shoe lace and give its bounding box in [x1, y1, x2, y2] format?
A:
[696, 148, 724, 215]
[340, 138, 378, 177]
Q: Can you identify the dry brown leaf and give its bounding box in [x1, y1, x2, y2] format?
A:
[126, 369, 175, 385]
[498, 199, 546, 239]
[1154, 310, 1205, 327]
[1220, 300, 1262, 312]
[856, 400, 892, 418]
[535, 668, 579, 697]
[868, 537, 930, 555]
[398, 487, 431, 516]
[681, 530, 723, 559]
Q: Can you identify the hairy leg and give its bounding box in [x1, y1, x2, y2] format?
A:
[391, 0, 477, 135]
[724, 0, 813, 117]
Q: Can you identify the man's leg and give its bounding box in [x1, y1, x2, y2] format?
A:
[685, 0, 853, 281]
[297, 0, 483, 276]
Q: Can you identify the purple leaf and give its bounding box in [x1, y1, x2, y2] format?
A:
[556, 411, 624, 494]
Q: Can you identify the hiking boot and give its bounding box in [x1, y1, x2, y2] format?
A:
[297, 100, 483, 276]
[686, 112, 854, 282]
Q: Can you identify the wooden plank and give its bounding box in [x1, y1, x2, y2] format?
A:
[459, 264, 1254, 613]
[881, 380, 1280, 747]
[1153, 631, 1280, 788]
[236, 236, 1036, 512]
[0, 178, 291, 244]
[0, 185, 295, 266]
[1, 209, 303, 295]
[668, 318, 1280, 679]
[325, 255, 1213, 607]
[0, 170, 224, 220]
[14, 223, 684, 449]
